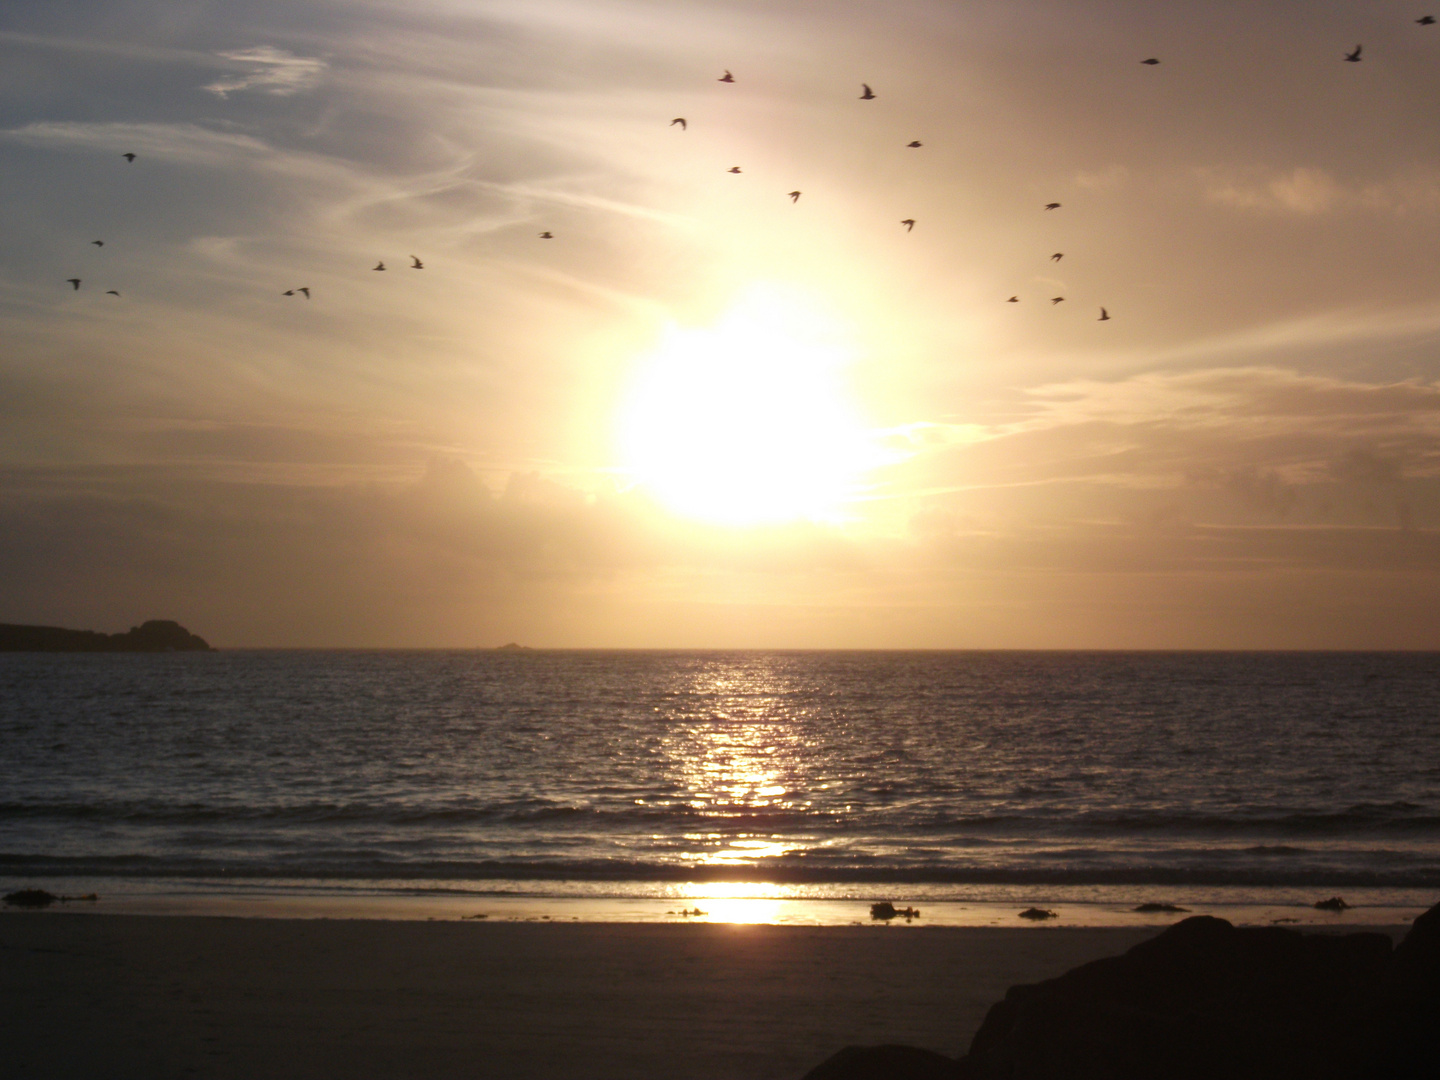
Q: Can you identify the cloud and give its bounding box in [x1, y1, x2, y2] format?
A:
[202, 47, 327, 99]
[1201, 166, 1440, 216]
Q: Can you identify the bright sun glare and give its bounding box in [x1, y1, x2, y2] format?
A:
[617, 285, 883, 526]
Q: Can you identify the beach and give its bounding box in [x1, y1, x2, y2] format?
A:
[0, 914, 1192, 1080]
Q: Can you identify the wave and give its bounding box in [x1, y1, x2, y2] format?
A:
[3, 852, 1438, 888]
[3, 799, 1438, 836]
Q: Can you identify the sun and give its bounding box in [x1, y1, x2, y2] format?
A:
[616, 285, 883, 526]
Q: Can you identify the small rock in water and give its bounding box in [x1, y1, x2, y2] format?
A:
[1314, 896, 1350, 911]
[4, 889, 58, 908]
[1018, 907, 1058, 921]
[1134, 902, 1190, 913]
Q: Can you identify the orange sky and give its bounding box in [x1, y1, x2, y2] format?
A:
[2, 0, 1439, 647]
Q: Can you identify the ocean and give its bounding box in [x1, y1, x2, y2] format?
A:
[3, 650, 1438, 924]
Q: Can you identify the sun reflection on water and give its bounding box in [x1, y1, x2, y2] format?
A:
[655, 659, 815, 871]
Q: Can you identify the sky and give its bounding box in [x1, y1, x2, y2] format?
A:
[3, 0, 1440, 648]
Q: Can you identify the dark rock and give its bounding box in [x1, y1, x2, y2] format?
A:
[954, 914, 1401, 1080]
[1373, 902, 1440, 1077]
[0, 620, 213, 652]
[1315, 896, 1350, 911]
[1133, 902, 1189, 913]
[870, 902, 920, 921]
[1017, 908, 1057, 921]
[801, 1045, 956, 1080]
[800, 901, 1440, 1080]
[4, 889, 58, 908]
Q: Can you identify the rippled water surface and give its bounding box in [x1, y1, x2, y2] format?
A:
[3, 650, 1439, 895]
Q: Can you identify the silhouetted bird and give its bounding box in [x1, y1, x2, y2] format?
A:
[91, 240, 104, 247]
[1051, 253, 1063, 262]
[1141, 58, 1160, 65]
[728, 166, 742, 173]
[671, 118, 686, 129]
[1344, 45, 1363, 61]
[1044, 202, 1061, 210]
[1051, 296, 1064, 304]
[539, 231, 553, 239]
[122, 153, 136, 162]
[1098, 307, 1110, 321]
[282, 288, 311, 298]
[860, 83, 875, 99]
[373, 261, 385, 271]
[788, 191, 801, 202]
[1006, 296, 1019, 302]
[718, 70, 734, 82]
[409, 255, 423, 269]
[907, 140, 922, 148]
[901, 218, 915, 231]
[106, 290, 120, 296]
[1420, 16, 1436, 25]
[66, 279, 80, 289]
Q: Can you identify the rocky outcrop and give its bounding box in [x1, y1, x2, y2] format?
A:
[955, 916, 1395, 1080]
[802, 1045, 955, 1080]
[799, 901, 1440, 1080]
[0, 620, 214, 652]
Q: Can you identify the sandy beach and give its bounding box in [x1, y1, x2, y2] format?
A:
[0, 915, 1192, 1080]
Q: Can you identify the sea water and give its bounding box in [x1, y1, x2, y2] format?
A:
[2, 650, 1438, 923]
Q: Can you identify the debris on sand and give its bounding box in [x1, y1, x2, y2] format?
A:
[870, 902, 921, 921]
[3, 889, 98, 908]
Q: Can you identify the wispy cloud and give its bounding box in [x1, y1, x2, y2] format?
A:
[1200, 166, 1440, 216]
[202, 47, 327, 99]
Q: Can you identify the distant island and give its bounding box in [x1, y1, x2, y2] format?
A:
[0, 620, 215, 653]
[494, 642, 533, 651]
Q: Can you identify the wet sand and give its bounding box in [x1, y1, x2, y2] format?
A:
[0, 914, 1408, 1080]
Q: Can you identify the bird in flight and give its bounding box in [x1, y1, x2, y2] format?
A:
[91, 240, 104, 247]
[860, 83, 875, 100]
[1050, 296, 1064, 304]
[671, 118, 686, 129]
[1051, 253, 1063, 262]
[907, 140, 922, 148]
[66, 279, 81, 290]
[788, 191, 801, 202]
[901, 219, 915, 231]
[373, 261, 386, 271]
[1044, 202, 1061, 210]
[1006, 296, 1019, 302]
[283, 288, 311, 298]
[539, 231, 553, 239]
[1141, 58, 1160, 65]
[728, 166, 742, 173]
[1343, 45, 1363, 62]
[1420, 16, 1436, 25]
[718, 70, 734, 82]
[106, 290, 120, 296]
[1098, 307, 1111, 321]
[122, 153, 136, 162]
[409, 255, 423, 269]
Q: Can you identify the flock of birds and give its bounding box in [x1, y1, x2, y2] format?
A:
[61, 19, 1437, 321]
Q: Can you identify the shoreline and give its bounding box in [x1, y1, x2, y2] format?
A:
[3, 882, 1429, 929]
